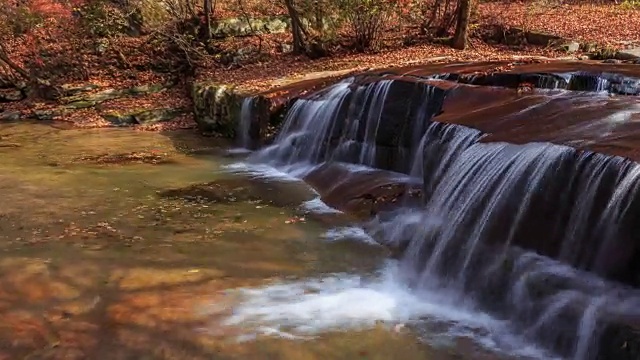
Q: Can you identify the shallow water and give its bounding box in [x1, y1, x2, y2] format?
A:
[0, 122, 545, 360]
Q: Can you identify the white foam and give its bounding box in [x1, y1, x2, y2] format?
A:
[221, 262, 456, 334]
[222, 162, 302, 182]
[301, 198, 342, 214]
[226, 148, 252, 155]
[338, 162, 378, 173]
[204, 262, 556, 360]
[322, 226, 378, 245]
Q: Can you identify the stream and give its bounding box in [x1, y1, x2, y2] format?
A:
[0, 122, 539, 360]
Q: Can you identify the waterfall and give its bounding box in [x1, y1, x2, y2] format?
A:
[247, 75, 640, 359]
[237, 97, 254, 149]
[251, 77, 446, 174]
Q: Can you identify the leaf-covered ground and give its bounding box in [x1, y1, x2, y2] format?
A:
[4, 1, 638, 131]
[477, 1, 640, 48]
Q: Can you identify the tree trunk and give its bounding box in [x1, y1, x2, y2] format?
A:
[0, 43, 29, 80]
[203, 0, 212, 39]
[314, 0, 324, 33]
[283, 0, 307, 54]
[452, 0, 471, 50]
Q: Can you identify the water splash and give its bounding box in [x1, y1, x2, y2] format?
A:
[212, 260, 557, 360]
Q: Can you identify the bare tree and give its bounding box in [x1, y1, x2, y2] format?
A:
[204, 0, 212, 39]
[314, 0, 324, 32]
[452, 0, 471, 50]
[283, 0, 308, 54]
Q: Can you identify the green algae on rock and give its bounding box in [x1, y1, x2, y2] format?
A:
[191, 83, 271, 143]
[192, 83, 243, 136]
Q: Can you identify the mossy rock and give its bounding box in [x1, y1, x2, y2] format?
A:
[588, 46, 619, 60]
[31, 109, 63, 121]
[211, 16, 289, 38]
[133, 108, 185, 123]
[64, 100, 97, 109]
[102, 107, 185, 126]
[127, 83, 166, 95]
[0, 89, 25, 102]
[60, 83, 100, 96]
[62, 89, 124, 105]
[102, 113, 137, 126]
[191, 82, 273, 143]
[0, 111, 21, 121]
[61, 83, 167, 106]
[191, 82, 243, 137]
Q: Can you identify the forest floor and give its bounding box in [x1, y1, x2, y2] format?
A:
[2, 1, 639, 131]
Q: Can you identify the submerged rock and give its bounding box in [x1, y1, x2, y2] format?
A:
[159, 181, 262, 204]
[75, 151, 173, 165]
[159, 178, 314, 208]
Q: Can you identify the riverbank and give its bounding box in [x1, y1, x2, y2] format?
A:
[3, 0, 640, 133]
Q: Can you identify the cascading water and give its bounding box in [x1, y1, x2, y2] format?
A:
[237, 97, 254, 149]
[236, 75, 640, 359]
[251, 77, 445, 174]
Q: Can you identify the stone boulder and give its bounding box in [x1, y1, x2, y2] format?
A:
[61, 83, 167, 108]
[191, 82, 272, 144]
[191, 83, 243, 136]
[0, 111, 20, 121]
[616, 47, 640, 61]
[212, 16, 289, 38]
[0, 88, 25, 102]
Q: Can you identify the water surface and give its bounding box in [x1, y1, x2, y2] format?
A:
[0, 122, 541, 360]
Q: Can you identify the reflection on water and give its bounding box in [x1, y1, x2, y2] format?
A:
[0, 122, 539, 360]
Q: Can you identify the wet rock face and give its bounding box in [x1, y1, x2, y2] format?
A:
[248, 62, 640, 290]
[191, 83, 270, 145]
[192, 83, 242, 136]
[303, 163, 422, 218]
